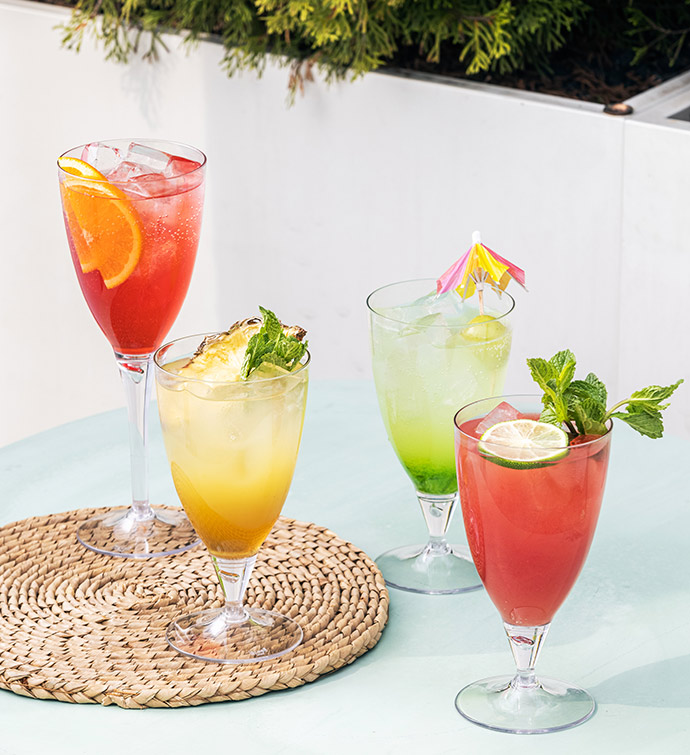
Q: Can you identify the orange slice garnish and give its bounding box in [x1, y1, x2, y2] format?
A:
[58, 156, 142, 288]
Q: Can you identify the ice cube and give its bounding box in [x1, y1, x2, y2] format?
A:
[127, 143, 201, 178]
[105, 143, 203, 197]
[388, 291, 477, 347]
[396, 290, 477, 326]
[475, 401, 521, 435]
[80, 142, 123, 174]
[119, 173, 171, 199]
[98, 143, 169, 197]
[399, 292, 443, 323]
[126, 142, 173, 174]
[440, 290, 476, 325]
[107, 160, 151, 184]
[165, 155, 202, 178]
[385, 293, 441, 330]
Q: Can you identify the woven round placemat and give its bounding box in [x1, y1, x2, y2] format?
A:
[0, 507, 388, 708]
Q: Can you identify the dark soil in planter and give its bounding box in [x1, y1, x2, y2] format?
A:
[389, 43, 690, 106]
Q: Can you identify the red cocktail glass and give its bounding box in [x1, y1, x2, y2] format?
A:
[58, 139, 206, 557]
[454, 395, 612, 733]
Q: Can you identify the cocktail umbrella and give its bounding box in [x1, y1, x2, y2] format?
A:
[437, 231, 526, 313]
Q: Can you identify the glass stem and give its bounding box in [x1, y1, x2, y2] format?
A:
[504, 622, 551, 690]
[213, 556, 257, 623]
[417, 492, 457, 555]
[115, 352, 154, 521]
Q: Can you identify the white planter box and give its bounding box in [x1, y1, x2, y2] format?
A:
[1, 0, 688, 444]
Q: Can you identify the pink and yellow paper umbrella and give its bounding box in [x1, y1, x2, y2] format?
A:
[437, 231, 526, 313]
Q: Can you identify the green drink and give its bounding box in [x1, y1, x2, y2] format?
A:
[368, 278, 514, 594]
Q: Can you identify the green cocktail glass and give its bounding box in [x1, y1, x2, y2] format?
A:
[368, 278, 514, 593]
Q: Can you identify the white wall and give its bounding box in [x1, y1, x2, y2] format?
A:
[1, 0, 688, 445]
[620, 81, 690, 439]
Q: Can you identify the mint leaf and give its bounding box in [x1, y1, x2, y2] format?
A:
[601, 379, 683, 438]
[609, 410, 664, 439]
[274, 335, 305, 363]
[539, 405, 561, 426]
[570, 396, 607, 436]
[259, 352, 290, 370]
[527, 357, 564, 421]
[564, 373, 607, 435]
[584, 372, 608, 405]
[527, 357, 557, 394]
[551, 350, 577, 392]
[259, 305, 283, 341]
[528, 351, 577, 428]
[627, 380, 683, 408]
[240, 308, 308, 379]
[604, 379, 683, 421]
[567, 373, 607, 408]
[527, 353, 682, 440]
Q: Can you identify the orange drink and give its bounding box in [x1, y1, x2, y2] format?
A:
[156, 357, 309, 559]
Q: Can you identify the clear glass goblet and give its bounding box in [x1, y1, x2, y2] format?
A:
[58, 139, 206, 557]
[454, 395, 612, 733]
[368, 279, 514, 594]
[154, 335, 310, 663]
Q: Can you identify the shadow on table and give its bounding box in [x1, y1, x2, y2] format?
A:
[589, 654, 690, 708]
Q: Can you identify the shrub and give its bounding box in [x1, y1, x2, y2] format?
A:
[59, 1, 690, 96]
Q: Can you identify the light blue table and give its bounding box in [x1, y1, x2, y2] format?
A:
[1, 381, 689, 754]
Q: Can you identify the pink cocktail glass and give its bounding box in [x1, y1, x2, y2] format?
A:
[454, 395, 612, 734]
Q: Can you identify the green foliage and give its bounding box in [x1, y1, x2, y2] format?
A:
[527, 350, 683, 439]
[58, 1, 690, 95]
[626, 1, 690, 67]
[606, 380, 684, 439]
[241, 307, 308, 379]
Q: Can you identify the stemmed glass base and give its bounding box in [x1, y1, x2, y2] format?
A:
[375, 491, 482, 594]
[375, 542, 481, 595]
[167, 554, 303, 663]
[76, 352, 201, 558]
[77, 506, 200, 558]
[455, 675, 595, 734]
[456, 622, 595, 734]
[167, 606, 303, 664]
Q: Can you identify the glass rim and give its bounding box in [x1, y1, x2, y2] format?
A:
[366, 278, 515, 327]
[153, 332, 311, 385]
[453, 393, 613, 450]
[57, 138, 207, 180]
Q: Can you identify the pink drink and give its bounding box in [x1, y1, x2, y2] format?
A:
[456, 416, 612, 626]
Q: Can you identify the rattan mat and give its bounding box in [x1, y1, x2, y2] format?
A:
[0, 507, 388, 708]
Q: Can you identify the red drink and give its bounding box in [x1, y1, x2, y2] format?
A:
[455, 414, 612, 627]
[59, 142, 205, 355]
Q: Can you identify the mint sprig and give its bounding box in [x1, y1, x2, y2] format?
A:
[240, 306, 308, 379]
[527, 350, 683, 439]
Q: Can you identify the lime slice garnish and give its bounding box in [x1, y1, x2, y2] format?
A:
[478, 419, 569, 468]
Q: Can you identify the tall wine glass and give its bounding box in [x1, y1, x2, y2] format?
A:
[454, 395, 612, 733]
[154, 335, 309, 663]
[58, 139, 206, 557]
[368, 279, 514, 594]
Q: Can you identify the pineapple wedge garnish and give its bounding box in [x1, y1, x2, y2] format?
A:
[180, 310, 307, 382]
